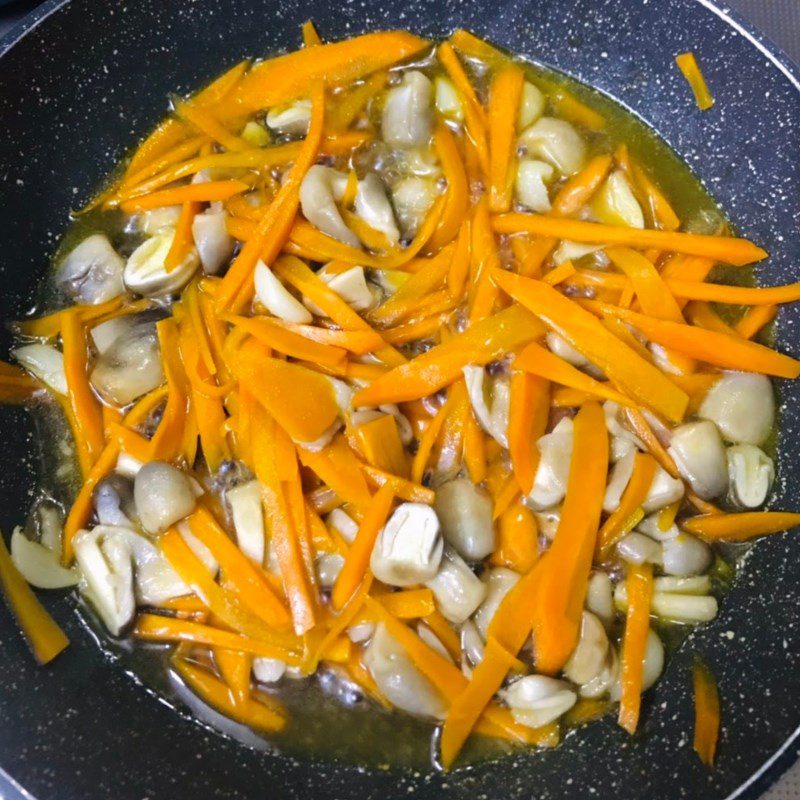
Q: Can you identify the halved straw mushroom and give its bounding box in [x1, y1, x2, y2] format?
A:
[433, 478, 495, 561]
[563, 611, 610, 686]
[382, 71, 434, 148]
[726, 444, 775, 508]
[552, 240, 606, 266]
[354, 173, 401, 246]
[500, 675, 577, 729]
[591, 170, 645, 229]
[369, 502, 444, 587]
[316, 553, 345, 588]
[254, 261, 313, 324]
[90, 315, 138, 355]
[56, 233, 125, 305]
[617, 531, 662, 566]
[13, 344, 67, 395]
[668, 420, 729, 500]
[93, 473, 137, 528]
[305, 265, 377, 313]
[546, 331, 591, 369]
[364, 622, 447, 719]
[133, 461, 197, 535]
[124, 228, 199, 297]
[661, 533, 712, 577]
[462, 365, 511, 447]
[609, 629, 664, 699]
[698, 371, 775, 446]
[266, 98, 312, 136]
[460, 618, 485, 669]
[585, 571, 615, 628]
[518, 82, 546, 129]
[434, 76, 463, 122]
[528, 417, 574, 510]
[473, 567, 520, 639]
[138, 206, 181, 236]
[299, 165, 360, 248]
[226, 480, 265, 566]
[424, 545, 487, 624]
[119, 528, 190, 605]
[518, 117, 587, 176]
[192, 210, 235, 275]
[10, 527, 78, 589]
[615, 575, 718, 623]
[392, 176, 438, 237]
[515, 159, 555, 213]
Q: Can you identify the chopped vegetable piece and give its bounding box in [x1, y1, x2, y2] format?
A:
[682, 512, 800, 541]
[676, 52, 715, 111]
[693, 657, 720, 767]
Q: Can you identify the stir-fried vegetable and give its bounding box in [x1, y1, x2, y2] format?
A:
[3, 23, 799, 773]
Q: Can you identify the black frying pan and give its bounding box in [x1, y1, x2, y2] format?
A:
[0, 1, 799, 798]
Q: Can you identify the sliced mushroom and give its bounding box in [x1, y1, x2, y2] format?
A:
[10, 527, 78, 589]
[610, 630, 664, 700]
[579, 646, 619, 699]
[254, 261, 313, 323]
[668, 420, 728, 500]
[133, 461, 197, 535]
[563, 611, 610, 685]
[13, 344, 67, 395]
[515, 159, 554, 213]
[519, 117, 586, 176]
[364, 622, 447, 719]
[316, 553, 345, 588]
[192, 211, 234, 275]
[617, 531, 662, 566]
[424, 545, 487, 624]
[585, 571, 615, 628]
[139, 206, 182, 236]
[93, 473, 137, 528]
[90, 315, 137, 355]
[636, 512, 680, 542]
[462, 365, 510, 447]
[299, 165, 360, 248]
[434, 76, 463, 121]
[124, 228, 199, 297]
[603, 448, 636, 513]
[528, 417, 574, 510]
[417, 622, 453, 662]
[546, 331, 590, 369]
[641, 466, 685, 514]
[500, 675, 577, 729]
[473, 567, 520, 639]
[392, 176, 437, 237]
[227, 480, 265, 565]
[370, 502, 444, 587]
[354, 173, 400, 246]
[266, 98, 312, 136]
[698, 371, 775, 445]
[326, 508, 359, 543]
[727, 444, 774, 508]
[252, 657, 287, 683]
[553, 240, 605, 266]
[310, 266, 375, 313]
[460, 618, 485, 668]
[615, 576, 718, 623]
[518, 82, 546, 129]
[73, 526, 135, 635]
[56, 234, 125, 305]
[119, 527, 190, 605]
[591, 170, 644, 229]
[89, 316, 164, 407]
[433, 478, 495, 561]
[382, 71, 434, 149]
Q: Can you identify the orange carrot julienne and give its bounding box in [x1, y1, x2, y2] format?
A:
[215, 647, 252, 706]
[682, 512, 800, 541]
[468, 198, 502, 323]
[618, 562, 654, 734]
[301, 19, 322, 47]
[0, 531, 69, 665]
[530, 401, 608, 675]
[120, 180, 250, 213]
[736, 304, 778, 339]
[552, 154, 614, 217]
[411, 400, 449, 485]
[606, 247, 684, 322]
[353, 414, 409, 478]
[676, 52, 714, 111]
[174, 99, 252, 152]
[164, 201, 201, 273]
[492, 213, 766, 266]
[376, 588, 435, 619]
[491, 503, 539, 573]
[683, 300, 738, 336]
[488, 65, 524, 213]
[515, 341, 633, 407]
[427, 123, 470, 253]
[491, 272, 689, 422]
[693, 657, 720, 767]
[331, 484, 394, 611]
[507, 371, 549, 495]
[361, 465, 435, 505]
[630, 163, 680, 231]
[542, 260, 576, 287]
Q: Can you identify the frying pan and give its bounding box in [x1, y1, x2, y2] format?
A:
[0, 0, 799, 798]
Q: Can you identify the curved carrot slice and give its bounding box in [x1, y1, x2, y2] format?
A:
[682, 511, 800, 541]
[553, 154, 614, 217]
[606, 247, 683, 322]
[120, 180, 250, 213]
[618, 562, 654, 734]
[491, 503, 539, 573]
[353, 304, 545, 406]
[530, 401, 608, 675]
[488, 65, 524, 213]
[693, 658, 720, 767]
[736, 305, 778, 339]
[427, 124, 470, 252]
[491, 272, 689, 422]
[507, 371, 549, 495]
[0, 531, 69, 664]
[493, 213, 767, 266]
[676, 52, 714, 111]
[297, 435, 373, 511]
[598, 303, 800, 379]
[331, 484, 394, 610]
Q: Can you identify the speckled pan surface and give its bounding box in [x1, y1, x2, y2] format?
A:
[0, 0, 798, 798]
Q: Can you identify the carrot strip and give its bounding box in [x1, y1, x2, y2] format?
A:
[302, 20, 322, 46]
[606, 247, 684, 321]
[736, 304, 778, 339]
[0, 531, 69, 664]
[493, 214, 766, 266]
[172, 657, 286, 732]
[682, 512, 800, 541]
[226, 314, 347, 367]
[618, 562, 654, 734]
[693, 657, 720, 767]
[427, 124, 470, 252]
[255, 320, 383, 354]
[174, 99, 252, 152]
[377, 588, 435, 619]
[437, 42, 489, 176]
[353, 414, 408, 478]
[327, 71, 387, 131]
[215, 647, 252, 706]
[297, 434, 373, 511]
[491, 503, 539, 573]
[468, 199, 502, 323]
[676, 52, 714, 111]
[684, 301, 738, 336]
[550, 87, 605, 130]
[597, 453, 657, 560]
[331, 484, 394, 611]
[187, 507, 291, 630]
[118, 135, 210, 198]
[488, 65, 524, 213]
[165, 201, 201, 272]
[530, 401, 609, 674]
[552, 154, 614, 217]
[506, 369, 549, 494]
[515, 342, 633, 406]
[630, 163, 680, 231]
[446, 220, 472, 301]
[216, 82, 325, 313]
[542, 261, 576, 287]
[596, 303, 800, 379]
[411, 401, 448, 485]
[361, 465, 435, 505]
[492, 272, 689, 422]
[232, 31, 428, 115]
[120, 180, 249, 213]
[382, 314, 448, 346]
[353, 304, 545, 407]
[135, 614, 297, 662]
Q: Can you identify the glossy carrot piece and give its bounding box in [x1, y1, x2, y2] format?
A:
[676, 52, 715, 111]
[361, 465, 435, 505]
[165, 201, 201, 273]
[693, 657, 720, 767]
[552, 154, 614, 216]
[301, 19, 322, 47]
[427, 124, 470, 252]
[120, 180, 250, 213]
[353, 414, 409, 478]
[683, 512, 800, 541]
[736, 304, 778, 339]
[507, 371, 549, 495]
[487, 65, 524, 212]
[491, 503, 539, 573]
